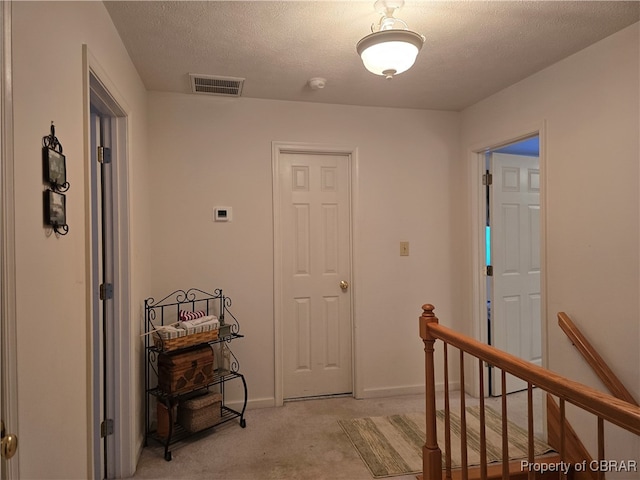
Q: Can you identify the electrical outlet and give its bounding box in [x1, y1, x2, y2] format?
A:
[400, 241, 409, 256]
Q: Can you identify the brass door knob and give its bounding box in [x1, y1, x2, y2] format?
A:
[1, 421, 17, 459]
[340, 280, 349, 291]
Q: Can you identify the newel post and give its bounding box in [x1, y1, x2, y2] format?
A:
[420, 304, 442, 480]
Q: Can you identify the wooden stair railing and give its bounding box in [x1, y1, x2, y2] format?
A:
[557, 312, 638, 406]
[419, 304, 640, 480]
[546, 313, 639, 480]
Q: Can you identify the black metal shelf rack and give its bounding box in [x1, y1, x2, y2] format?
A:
[144, 288, 247, 461]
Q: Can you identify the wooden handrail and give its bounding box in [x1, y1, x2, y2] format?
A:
[419, 305, 640, 436]
[558, 311, 638, 406]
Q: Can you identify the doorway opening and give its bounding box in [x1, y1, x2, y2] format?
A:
[483, 136, 542, 396]
[86, 54, 133, 479]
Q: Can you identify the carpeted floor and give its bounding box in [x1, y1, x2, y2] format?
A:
[129, 390, 544, 480]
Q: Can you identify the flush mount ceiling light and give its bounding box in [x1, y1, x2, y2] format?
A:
[356, 0, 425, 80]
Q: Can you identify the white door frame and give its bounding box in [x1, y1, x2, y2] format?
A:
[0, 1, 19, 477]
[467, 122, 548, 398]
[82, 46, 134, 478]
[272, 142, 360, 406]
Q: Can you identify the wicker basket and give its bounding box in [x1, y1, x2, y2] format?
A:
[178, 392, 222, 432]
[153, 325, 219, 352]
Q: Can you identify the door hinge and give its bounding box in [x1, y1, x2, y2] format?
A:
[486, 265, 493, 276]
[97, 146, 112, 164]
[100, 419, 114, 438]
[99, 283, 114, 300]
[483, 172, 493, 186]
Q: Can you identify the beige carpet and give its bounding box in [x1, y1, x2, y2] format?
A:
[338, 406, 554, 478]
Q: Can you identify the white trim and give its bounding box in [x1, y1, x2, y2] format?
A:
[226, 396, 277, 410]
[360, 382, 460, 399]
[271, 142, 360, 406]
[0, 1, 20, 477]
[467, 122, 548, 398]
[82, 45, 134, 479]
[361, 385, 425, 399]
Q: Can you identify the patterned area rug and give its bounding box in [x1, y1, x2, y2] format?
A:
[338, 406, 554, 478]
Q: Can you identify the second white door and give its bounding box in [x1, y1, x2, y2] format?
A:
[490, 152, 541, 395]
[278, 151, 353, 399]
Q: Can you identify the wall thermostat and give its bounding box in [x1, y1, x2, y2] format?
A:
[214, 207, 232, 222]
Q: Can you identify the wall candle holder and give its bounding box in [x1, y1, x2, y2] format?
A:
[42, 122, 69, 235]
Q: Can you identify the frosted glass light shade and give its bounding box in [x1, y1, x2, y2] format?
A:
[357, 29, 424, 79]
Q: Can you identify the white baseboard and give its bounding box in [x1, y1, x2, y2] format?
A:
[225, 396, 276, 411]
[360, 384, 425, 399]
[223, 383, 463, 411]
[359, 382, 460, 399]
[133, 436, 145, 474]
[440, 381, 461, 394]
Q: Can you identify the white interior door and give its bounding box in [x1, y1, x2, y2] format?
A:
[89, 112, 105, 479]
[490, 153, 541, 395]
[91, 111, 116, 479]
[278, 151, 353, 399]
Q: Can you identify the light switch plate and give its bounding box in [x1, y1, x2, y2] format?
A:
[400, 241, 409, 256]
[214, 207, 232, 222]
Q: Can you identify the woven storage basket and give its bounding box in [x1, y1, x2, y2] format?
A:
[153, 325, 219, 352]
[178, 392, 222, 433]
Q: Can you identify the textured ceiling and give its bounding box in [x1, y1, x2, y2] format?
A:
[104, 1, 640, 111]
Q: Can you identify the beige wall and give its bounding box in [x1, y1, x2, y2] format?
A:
[147, 93, 462, 403]
[12, 2, 149, 478]
[460, 23, 639, 467]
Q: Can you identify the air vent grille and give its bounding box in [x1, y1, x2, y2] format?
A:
[189, 74, 245, 97]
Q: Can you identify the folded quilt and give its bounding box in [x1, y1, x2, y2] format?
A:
[183, 323, 219, 335]
[154, 324, 187, 340]
[179, 315, 218, 329]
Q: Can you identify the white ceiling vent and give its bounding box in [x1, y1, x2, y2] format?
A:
[189, 74, 245, 97]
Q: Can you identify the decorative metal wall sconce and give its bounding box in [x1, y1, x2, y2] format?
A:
[42, 122, 69, 235]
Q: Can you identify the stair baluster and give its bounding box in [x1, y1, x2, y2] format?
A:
[444, 343, 453, 480]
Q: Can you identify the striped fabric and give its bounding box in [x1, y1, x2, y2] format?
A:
[179, 310, 206, 321]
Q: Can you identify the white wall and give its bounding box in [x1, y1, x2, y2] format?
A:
[147, 93, 461, 404]
[460, 23, 639, 467]
[12, 2, 149, 478]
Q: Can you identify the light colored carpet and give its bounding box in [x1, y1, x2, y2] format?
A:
[129, 391, 545, 480]
[338, 406, 554, 478]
